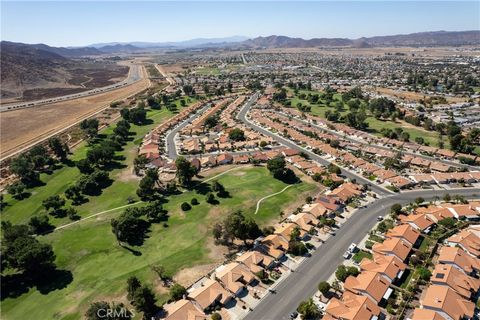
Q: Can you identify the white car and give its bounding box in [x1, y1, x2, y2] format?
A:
[377, 216, 384, 221]
[348, 243, 357, 253]
[343, 251, 351, 259]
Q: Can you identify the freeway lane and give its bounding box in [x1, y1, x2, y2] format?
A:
[243, 188, 480, 320]
[237, 94, 392, 196]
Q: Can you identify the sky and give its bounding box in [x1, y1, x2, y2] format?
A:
[1, 1, 479, 47]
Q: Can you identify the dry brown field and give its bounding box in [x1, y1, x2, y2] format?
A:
[1, 76, 150, 159]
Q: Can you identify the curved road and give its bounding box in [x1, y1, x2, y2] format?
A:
[0, 62, 144, 112]
[165, 103, 212, 159]
[243, 188, 480, 320]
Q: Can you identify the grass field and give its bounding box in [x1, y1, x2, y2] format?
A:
[287, 89, 448, 148]
[2, 98, 197, 227]
[1, 166, 318, 320]
[1, 95, 319, 319]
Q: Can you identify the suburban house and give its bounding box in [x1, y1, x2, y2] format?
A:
[430, 264, 480, 299]
[274, 222, 308, 241]
[344, 271, 392, 304]
[289, 212, 319, 234]
[324, 291, 381, 320]
[418, 285, 475, 320]
[385, 224, 421, 247]
[400, 213, 436, 233]
[164, 299, 206, 320]
[259, 234, 289, 260]
[437, 247, 480, 276]
[236, 251, 275, 274]
[372, 237, 413, 262]
[445, 229, 480, 257]
[189, 279, 233, 311]
[214, 262, 257, 296]
[360, 253, 407, 283]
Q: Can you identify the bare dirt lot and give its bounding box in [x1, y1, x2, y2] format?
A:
[1, 77, 149, 159]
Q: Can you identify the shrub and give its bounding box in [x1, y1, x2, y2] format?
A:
[190, 198, 199, 205]
[181, 202, 191, 211]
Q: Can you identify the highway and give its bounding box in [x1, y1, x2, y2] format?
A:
[0, 62, 144, 112]
[243, 188, 480, 320]
[237, 94, 392, 196]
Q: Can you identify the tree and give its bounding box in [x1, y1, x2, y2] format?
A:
[390, 203, 402, 216]
[7, 181, 27, 200]
[10, 155, 40, 186]
[414, 197, 424, 205]
[191, 198, 199, 205]
[204, 115, 218, 129]
[28, 215, 54, 234]
[438, 217, 456, 229]
[80, 119, 99, 140]
[65, 185, 84, 205]
[66, 207, 80, 220]
[111, 211, 148, 246]
[336, 265, 359, 282]
[85, 301, 132, 320]
[297, 298, 320, 320]
[133, 155, 149, 175]
[2, 225, 56, 275]
[175, 156, 196, 186]
[206, 192, 216, 204]
[87, 144, 115, 166]
[229, 128, 246, 141]
[443, 193, 452, 202]
[290, 227, 301, 241]
[327, 163, 341, 174]
[132, 285, 157, 319]
[42, 195, 66, 217]
[137, 175, 157, 200]
[181, 202, 191, 211]
[128, 107, 147, 125]
[288, 240, 308, 256]
[418, 267, 432, 281]
[318, 281, 331, 296]
[48, 137, 69, 161]
[127, 276, 142, 302]
[76, 158, 94, 174]
[169, 283, 187, 301]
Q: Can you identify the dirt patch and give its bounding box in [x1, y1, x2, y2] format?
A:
[173, 263, 219, 287]
[1, 77, 149, 158]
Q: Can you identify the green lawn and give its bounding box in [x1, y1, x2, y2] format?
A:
[1, 99, 196, 226]
[1, 166, 318, 320]
[352, 250, 372, 263]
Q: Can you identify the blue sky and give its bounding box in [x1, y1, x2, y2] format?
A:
[1, 1, 479, 46]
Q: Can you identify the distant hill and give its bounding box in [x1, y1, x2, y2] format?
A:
[90, 36, 249, 49]
[97, 44, 142, 53]
[0, 41, 126, 101]
[238, 31, 480, 48]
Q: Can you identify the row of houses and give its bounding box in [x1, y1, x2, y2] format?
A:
[265, 95, 478, 165]
[410, 172, 480, 186]
[323, 201, 480, 320]
[162, 182, 367, 319]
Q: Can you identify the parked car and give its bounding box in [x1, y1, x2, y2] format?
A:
[343, 251, 351, 259]
[377, 216, 383, 221]
[348, 243, 357, 253]
[290, 311, 298, 319]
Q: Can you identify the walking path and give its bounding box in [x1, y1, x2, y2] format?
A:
[254, 184, 294, 214]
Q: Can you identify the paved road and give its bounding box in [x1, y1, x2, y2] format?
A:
[165, 103, 212, 159]
[1, 62, 144, 112]
[237, 94, 392, 196]
[243, 188, 480, 320]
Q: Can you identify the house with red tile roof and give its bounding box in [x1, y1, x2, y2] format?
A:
[431, 264, 480, 299]
[164, 299, 206, 320]
[386, 224, 421, 247]
[446, 229, 480, 257]
[372, 237, 412, 262]
[438, 247, 480, 276]
[360, 253, 407, 283]
[344, 271, 392, 304]
[400, 213, 436, 233]
[419, 285, 474, 320]
[324, 291, 381, 320]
